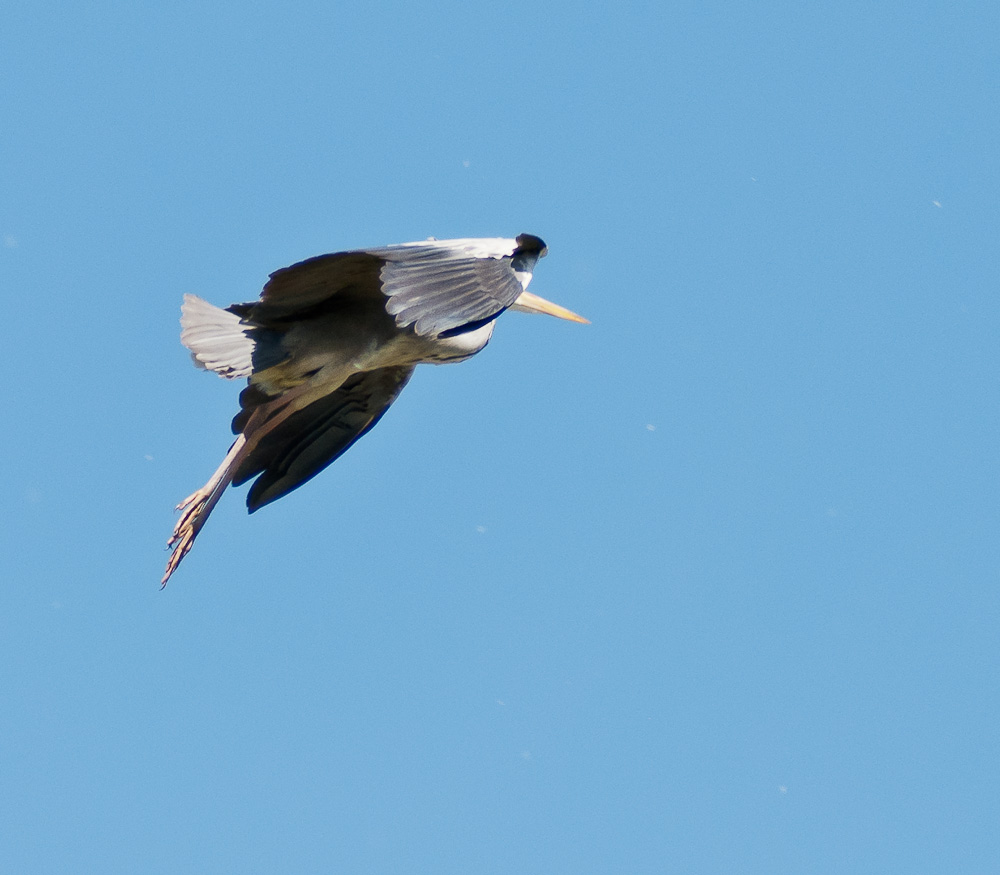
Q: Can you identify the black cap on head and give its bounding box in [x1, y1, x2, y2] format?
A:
[514, 233, 547, 257]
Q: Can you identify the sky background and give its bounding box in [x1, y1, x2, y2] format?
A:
[2, 1, 998, 872]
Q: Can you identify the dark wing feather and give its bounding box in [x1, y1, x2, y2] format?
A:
[232, 252, 385, 325]
[373, 246, 526, 337]
[231, 365, 415, 512]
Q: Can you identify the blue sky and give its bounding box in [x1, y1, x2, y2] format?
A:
[2, 1, 998, 871]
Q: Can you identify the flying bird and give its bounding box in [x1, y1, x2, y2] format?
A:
[163, 234, 587, 585]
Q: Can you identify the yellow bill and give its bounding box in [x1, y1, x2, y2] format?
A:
[511, 290, 590, 324]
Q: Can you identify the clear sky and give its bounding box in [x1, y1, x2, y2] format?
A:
[2, 1, 998, 872]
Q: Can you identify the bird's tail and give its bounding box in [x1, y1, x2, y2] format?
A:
[180, 294, 255, 379]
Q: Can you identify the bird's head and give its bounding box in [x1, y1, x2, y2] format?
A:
[508, 233, 589, 324]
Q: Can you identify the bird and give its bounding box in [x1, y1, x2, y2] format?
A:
[162, 233, 587, 585]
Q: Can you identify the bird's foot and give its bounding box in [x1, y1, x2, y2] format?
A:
[162, 489, 210, 587]
[162, 527, 196, 588]
[170, 489, 209, 540]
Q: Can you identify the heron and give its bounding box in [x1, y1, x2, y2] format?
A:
[162, 233, 587, 585]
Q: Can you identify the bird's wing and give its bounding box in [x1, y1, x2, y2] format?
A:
[371, 235, 545, 337]
[232, 252, 385, 324]
[232, 235, 546, 338]
[231, 365, 415, 512]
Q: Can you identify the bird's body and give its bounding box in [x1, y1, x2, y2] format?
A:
[162, 233, 586, 586]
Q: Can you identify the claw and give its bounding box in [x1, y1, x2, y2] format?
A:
[162, 528, 196, 588]
[163, 494, 208, 587]
[175, 490, 205, 513]
[167, 490, 210, 548]
[160, 434, 247, 588]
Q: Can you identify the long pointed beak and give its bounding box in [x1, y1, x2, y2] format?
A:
[510, 290, 590, 324]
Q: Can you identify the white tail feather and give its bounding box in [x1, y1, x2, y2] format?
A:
[180, 294, 254, 379]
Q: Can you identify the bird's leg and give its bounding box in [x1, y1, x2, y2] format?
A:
[162, 382, 333, 587]
[162, 434, 247, 587]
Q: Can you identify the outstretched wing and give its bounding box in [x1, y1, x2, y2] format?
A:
[372, 234, 546, 337]
[231, 365, 416, 512]
[231, 235, 547, 338]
